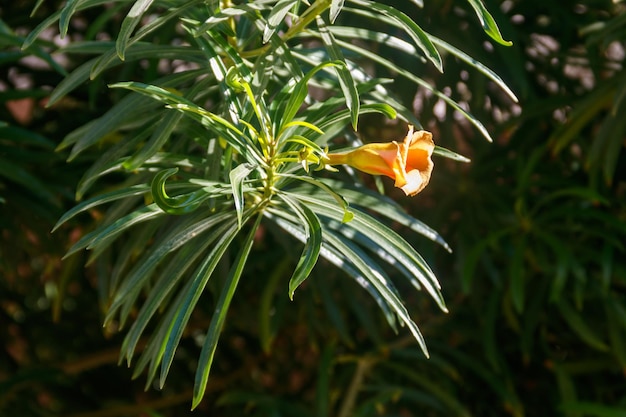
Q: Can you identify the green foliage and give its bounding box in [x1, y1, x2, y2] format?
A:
[3, 1, 625, 417]
[414, 1, 626, 416]
[17, 0, 512, 409]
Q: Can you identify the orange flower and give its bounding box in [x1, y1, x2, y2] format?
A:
[325, 126, 435, 196]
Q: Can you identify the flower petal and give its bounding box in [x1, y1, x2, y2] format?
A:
[324, 126, 435, 197]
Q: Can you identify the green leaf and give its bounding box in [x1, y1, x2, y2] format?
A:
[316, 16, 360, 130]
[53, 184, 150, 232]
[29, 0, 45, 16]
[466, 0, 513, 46]
[107, 210, 233, 328]
[22, 0, 111, 49]
[263, 0, 298, 43]
[265, 210, 398, 331]
[326, 35, 493, 142]
[329, 0, 345, 23]
[116, 0, 155, 60]
[159, 215, 246, 387]
[606, 300, 626, 370]
[316, 180, 450, 251]
[122, 234, 219, 369]
[429, 35, 518, 103]
[74, 128, 151, 199]
[229, 163, 256, 228]
[279, 174, 353, 223]
[0, 156, 58, 204]
[279, 60, 343, 133]
[347, 0, 443, 72]
[192, 213, 263, 409]
[123, 109, 183, 171]
[560, 403, 626, 417]
[109, 81, 261, 163]
[55, 70, 204, 158]
[434, 145, 471, 163]
[290, 191, 446, 312]
[59, 0, 81, 38]
[437, 344, 522, 407]
[64, 203, 163, 258]
[151, 168, 211, 215]
[557, 300, 609, 352]
[278, 195, 323, 299]
[90, 42, 205, 80]
[588, 84, 626, 185]
[382, 361, 471, 416]
[323, 228, 430, 356]
[47, 57, 99, 108]
[195, 2, 271, 34]
[259, 260, 289, 353]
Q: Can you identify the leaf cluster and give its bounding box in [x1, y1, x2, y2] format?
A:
[14, 0, 513, 409]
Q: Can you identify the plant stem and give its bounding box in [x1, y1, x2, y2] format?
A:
[337, 356, 375, 417]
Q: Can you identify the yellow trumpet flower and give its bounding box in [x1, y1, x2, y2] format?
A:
[326, 126, 435, 196]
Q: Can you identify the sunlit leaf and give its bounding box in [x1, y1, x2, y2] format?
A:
[466, 0, 513, 46]
[229, 163, 256, 228]
[316, 17, 360, 130]
[116, 0, 155, 60]
[263, 0, 298, 43]
[192, 213, 262, 408]
[278, 194, 322, 299]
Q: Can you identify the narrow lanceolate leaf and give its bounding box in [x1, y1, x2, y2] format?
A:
[290, 191, 446, 312]
[263, 0, 298, 43]
[328, 25, 517, 103]
[59, 0, 80, 37]
[557, 300, 609, 352]
[466, 0, 512, 46]
[123, 109, 183, 171]
[428, 36, 518, 103]
[279, 61, 342, 133]
[316, 16, 360, 131]
[159, 217, 244, 387]
[266, 210, 398, 332]
[192, 213, 263, 409]
[47, 57, 98, 109]
[330, 38, 494, 141]
[348, 0, 442, 72]
[229, 163, 255, 228]
[279, 174, 353, 223]
[30, 0, 45, 16]
[52, 184, 150, 232]
[0, 157, 58, 204]
[108, 81, 261, 161]
[24, 0, 114, 48]
[329, 0, 345, 23]
[324, 229, 430, 357]
[56, 71, 204, 159]
[116, 0, 155, 60]
[106, 210, 232, 325]
[64, 204, 163, 258]
[195, 2, 270, 33]
[278, 195, 322, 299]
[291, 179, 450, 251]
[434, 145, 471, 163]
[151, 168, 209, 215]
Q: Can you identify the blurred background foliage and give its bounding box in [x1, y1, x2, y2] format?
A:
[1, 0, 625, 416]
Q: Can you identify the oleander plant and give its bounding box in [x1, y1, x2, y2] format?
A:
[2, 0, 625, 416]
